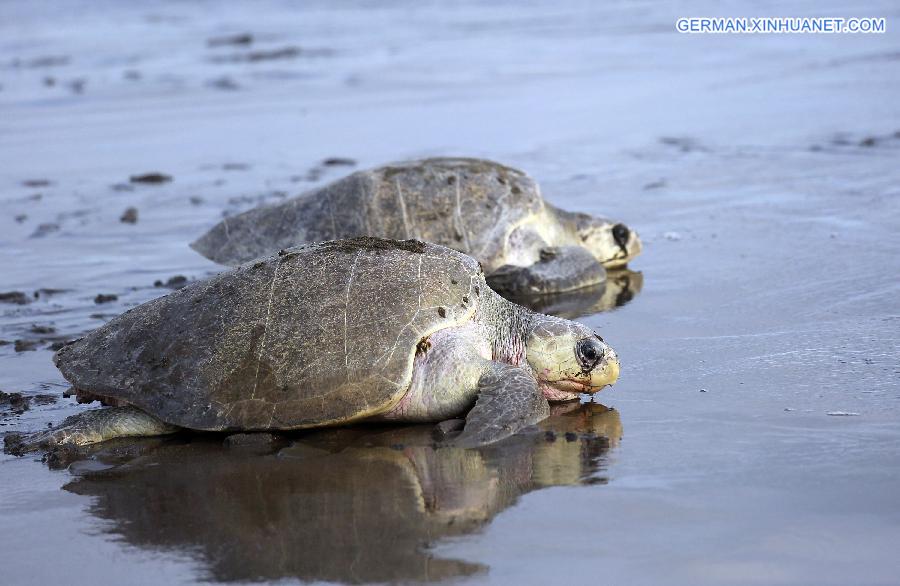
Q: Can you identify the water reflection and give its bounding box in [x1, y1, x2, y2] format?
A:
[505, 269, 643, 319]
[63, 402, 621, 584]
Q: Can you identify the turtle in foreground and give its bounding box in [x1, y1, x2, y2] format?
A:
[7, 237, 619, 453]
[190, 158, 642, 296]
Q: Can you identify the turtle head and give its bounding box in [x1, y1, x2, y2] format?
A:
[550, 206, 641, 268]
[524, 318, 620, 402]
[576, 215, 642, 269]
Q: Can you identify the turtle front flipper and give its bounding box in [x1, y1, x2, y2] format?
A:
[486, 246, 606, 296]
[3, 406, 178, 455]
[450, 364, 550, 448]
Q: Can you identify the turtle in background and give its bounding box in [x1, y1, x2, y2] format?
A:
[6, 237, 620, 453]
[190, 158, 642, 296]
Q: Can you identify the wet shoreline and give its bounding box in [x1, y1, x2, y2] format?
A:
[2, 0, 900, 584]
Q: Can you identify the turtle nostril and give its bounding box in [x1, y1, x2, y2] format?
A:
[612, 223, 630, 248]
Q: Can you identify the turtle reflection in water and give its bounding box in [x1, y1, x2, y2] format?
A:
[64, 402, 621, 584]
[510, 269, 643, 319]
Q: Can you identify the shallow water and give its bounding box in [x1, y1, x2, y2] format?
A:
[2, 0, 900, 584]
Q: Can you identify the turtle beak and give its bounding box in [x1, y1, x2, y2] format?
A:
[574, 336, 620, 392]
[586, 343, 619, 392]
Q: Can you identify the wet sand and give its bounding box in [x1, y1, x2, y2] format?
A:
[2, 0, 899, 584]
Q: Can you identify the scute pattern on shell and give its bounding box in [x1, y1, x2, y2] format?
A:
[54, 239, 483, 430]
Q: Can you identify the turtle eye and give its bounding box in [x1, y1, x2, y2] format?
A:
[575, 337, 605, 370]
[612, 223, 630, 248]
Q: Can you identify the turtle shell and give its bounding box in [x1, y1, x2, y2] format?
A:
[190, 158, 544, 271]
[54, 238, 484, 431]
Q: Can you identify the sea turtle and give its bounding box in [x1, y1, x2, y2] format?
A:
[7, 237, 619, 453]
[190, 158, 642, 296]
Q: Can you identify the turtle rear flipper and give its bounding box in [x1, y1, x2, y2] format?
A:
[3, 406, 177, 455]
[449, 364, 550, 448]
[487, 246, 606, 296]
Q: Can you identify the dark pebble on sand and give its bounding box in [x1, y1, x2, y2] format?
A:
[154, 275, 188, 289]
[211, 46, 305, 63]
[120, 207, 138, 224]
[3, 432, 26, 456]
[167, 275, 188, 288]
[207, 33, 254, 47]
[14, 340, 38, 352]
[29, 324, 56, 335]
[94, 294, 118, 304]
[322, 157, 356, 167]
[14, 214, 27, 223]
[22, 179, 52, 188]
[0, 392, 54, 417]
[33, 394, 57, 406]
[0, 291, 31, 305]
[129, 172, 172, 184]
[564, 432, 578, 442]
[16, 56, 69, 68]
[660, 136, 707, 153]
[208, 76, 240, 91]
[544, 431, 557, 442]
[0, 391, 29, 413]
[30, 223, 60, 238]
[34, 288, 68, 298]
